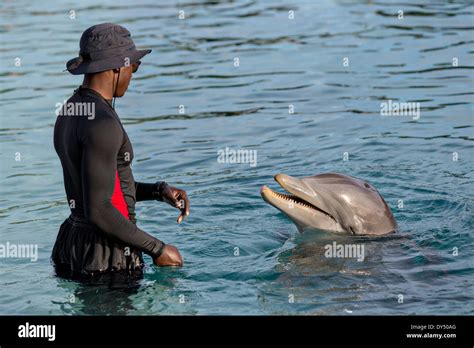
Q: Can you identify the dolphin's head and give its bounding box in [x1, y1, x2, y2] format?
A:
[260, 172, 397, 235]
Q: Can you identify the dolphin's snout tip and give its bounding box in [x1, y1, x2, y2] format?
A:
[274, 173, 283, 183]
[260, 185, 268, 194]
[275, 173, 292, 187]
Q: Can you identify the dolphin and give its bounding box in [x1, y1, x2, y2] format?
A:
[260, 173, 397, 235]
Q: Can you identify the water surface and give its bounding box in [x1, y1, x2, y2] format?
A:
[0, 0, 473, 315]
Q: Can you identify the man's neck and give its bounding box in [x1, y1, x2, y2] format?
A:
[82, 71, 116, 100]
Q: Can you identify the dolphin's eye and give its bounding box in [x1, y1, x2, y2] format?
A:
[364, 182, 371, 189]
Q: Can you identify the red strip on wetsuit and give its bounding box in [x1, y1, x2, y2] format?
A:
[111, 170, 130, 219]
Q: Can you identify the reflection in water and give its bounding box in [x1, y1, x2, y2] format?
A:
[54, 271, 143, 315]
[277, 232, 375, 276]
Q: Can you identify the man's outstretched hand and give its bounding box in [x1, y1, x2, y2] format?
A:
[153, 245, 183, 267]
[161, 184, 190, 224]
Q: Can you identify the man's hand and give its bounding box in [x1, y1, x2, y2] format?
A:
[161, 184, 190, 224]
[153, 245, 183, 267]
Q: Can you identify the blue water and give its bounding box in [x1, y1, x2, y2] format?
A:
[0, 0, 473, 315]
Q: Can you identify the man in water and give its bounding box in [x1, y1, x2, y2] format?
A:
[53, 23, 189, 279]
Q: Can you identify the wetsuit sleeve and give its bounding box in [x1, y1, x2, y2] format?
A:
[134, 181, 167, 201]
[81, 118, 165, 259]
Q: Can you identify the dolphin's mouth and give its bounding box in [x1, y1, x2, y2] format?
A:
[260, 185, 336, 221]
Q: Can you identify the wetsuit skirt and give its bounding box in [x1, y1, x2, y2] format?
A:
[52, 215, 144, 279]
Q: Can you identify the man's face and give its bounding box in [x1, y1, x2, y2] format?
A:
[115, 61, 141, 97]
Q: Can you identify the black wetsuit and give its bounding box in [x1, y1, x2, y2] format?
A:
[52, 86, 165, 277]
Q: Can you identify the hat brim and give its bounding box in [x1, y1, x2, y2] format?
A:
[66, 49, 151, 75]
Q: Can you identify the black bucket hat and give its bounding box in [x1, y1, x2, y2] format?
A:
[66, 23, 151, 75]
